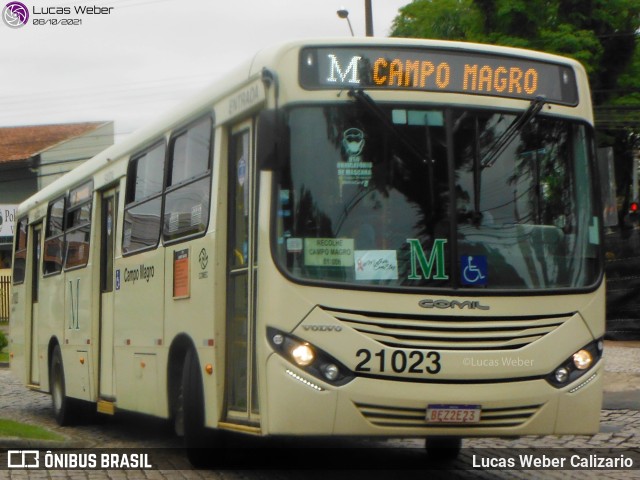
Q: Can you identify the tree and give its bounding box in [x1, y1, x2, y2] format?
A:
[391, 1, 639, 82]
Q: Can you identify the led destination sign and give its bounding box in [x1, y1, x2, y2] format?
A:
[300, 47, 578, 105]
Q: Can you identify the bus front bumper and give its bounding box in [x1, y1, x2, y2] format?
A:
[264, 354, 603, 437]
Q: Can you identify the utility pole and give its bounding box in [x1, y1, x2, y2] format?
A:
[365, 0, 374, 36]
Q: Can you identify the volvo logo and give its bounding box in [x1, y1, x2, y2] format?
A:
[419, 299, 490, 310]
[302, 325, 343, 332]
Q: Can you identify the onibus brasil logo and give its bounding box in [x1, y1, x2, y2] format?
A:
[3, 1, 29, 28]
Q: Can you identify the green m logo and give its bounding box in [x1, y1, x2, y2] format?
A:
[407, 238, 448, 280]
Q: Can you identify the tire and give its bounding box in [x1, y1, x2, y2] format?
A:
[50, 344, 78, 426]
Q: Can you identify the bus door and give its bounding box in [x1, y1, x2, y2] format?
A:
[29, 224, 42, 385]
[98, 188, 118, 400]
[225, 120, 259, 424]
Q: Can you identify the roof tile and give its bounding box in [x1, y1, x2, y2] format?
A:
[0, 122, 107, 163]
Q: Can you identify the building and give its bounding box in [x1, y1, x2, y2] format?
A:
[0, 122, 114, 269]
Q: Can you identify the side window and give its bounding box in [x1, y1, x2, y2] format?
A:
[12, 217, 28, 284]
[163, 116, 213, 242]
[65, 181, 93, 269]
[123, 142, 166, 254]
[44, 197, 65, 275]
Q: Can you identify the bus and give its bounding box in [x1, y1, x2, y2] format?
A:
[10, 37, 605, 464]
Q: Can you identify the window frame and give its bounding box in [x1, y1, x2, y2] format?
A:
[122, 140, 167, 256]
[43, 195, 66, 277]
[12, 216, 28, 285]
[162, 114, 214, 246]
[63, 180, 94, 271]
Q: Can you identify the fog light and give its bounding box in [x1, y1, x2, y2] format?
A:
[573, 349, 593, 370]
[291, 344, 315, 366]
[555, 367, 569, 383]
[322, 363, 339, 381]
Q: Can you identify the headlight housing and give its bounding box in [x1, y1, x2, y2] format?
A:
[545, 339, 603, 388]
[267, 327, 354, 386]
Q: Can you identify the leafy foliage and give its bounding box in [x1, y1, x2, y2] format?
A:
[391, 0, 639, 98]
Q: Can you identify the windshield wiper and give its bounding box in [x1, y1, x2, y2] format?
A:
[481, 95, 546, 168]
[348, 88, 432, 166]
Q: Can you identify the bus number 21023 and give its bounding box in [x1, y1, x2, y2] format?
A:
[355, 348, 442, 375]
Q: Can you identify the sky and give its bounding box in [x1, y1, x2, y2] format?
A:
[0, 0, 410, 142]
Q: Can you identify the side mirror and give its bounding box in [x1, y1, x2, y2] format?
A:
[257, 109, 288, 171]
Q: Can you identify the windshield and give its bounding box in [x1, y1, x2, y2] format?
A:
[273, 103, 601, 291]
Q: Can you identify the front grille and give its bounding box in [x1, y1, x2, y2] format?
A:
[322, 307, 574, 351]
[355, 402, 542, 429]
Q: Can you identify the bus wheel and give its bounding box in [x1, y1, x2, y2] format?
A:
[425, 436, 462, 462]
[50, 345, 77, 426]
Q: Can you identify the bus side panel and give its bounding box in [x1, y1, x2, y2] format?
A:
[113, 247, 164, 415]
[38, 274, 66, 389]
[63, 265, 95, 402]
[164, 236, 218, 425]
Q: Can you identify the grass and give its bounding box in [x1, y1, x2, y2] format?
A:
[0, 418, 65, 441]
[0, 350, 8, 363]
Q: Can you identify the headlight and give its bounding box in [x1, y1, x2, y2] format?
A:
[572, 349, 593, 370]
[546, 339, 603, 388]
[267, 327, 354, 386]
[291, 343, 315, 366]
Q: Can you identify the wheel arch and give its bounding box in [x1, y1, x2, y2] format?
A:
[167, 333, 197, 420]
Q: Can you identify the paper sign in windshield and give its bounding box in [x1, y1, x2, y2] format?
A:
[355, 250, 398, 280]
[304, 238, 354, 267]
[338, 128, 372, 187]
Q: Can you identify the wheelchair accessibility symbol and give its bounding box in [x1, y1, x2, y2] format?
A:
[461, 255, 487, 286]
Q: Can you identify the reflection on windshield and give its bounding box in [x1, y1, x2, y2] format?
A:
[274, 104, 600, 291]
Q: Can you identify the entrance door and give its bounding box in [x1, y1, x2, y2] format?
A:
[99, 188, 118, 399]
[225, 121, 259, 423]
[29, 224, 42, 385]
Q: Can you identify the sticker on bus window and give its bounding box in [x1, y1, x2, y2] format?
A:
[337, 128, 372, 187]
[304, 238, 354, 267]
[286, 237, 303, 253]
[355, 250, 398, 280]
[460, 255, 487, 286]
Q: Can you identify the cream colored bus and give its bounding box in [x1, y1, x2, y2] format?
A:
[10, 37, 604, 464]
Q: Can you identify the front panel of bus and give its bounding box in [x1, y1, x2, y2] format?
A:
[256, 42, 604, 437]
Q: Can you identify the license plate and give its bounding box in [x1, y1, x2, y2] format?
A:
[426, 404, 481, 424]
